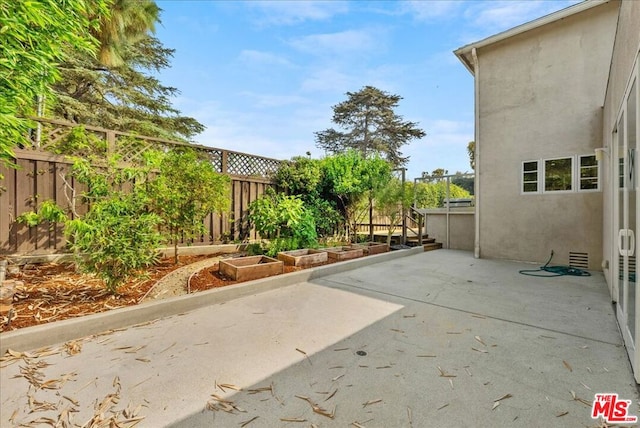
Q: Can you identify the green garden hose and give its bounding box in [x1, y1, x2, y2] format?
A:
[518, 251, 591, 277]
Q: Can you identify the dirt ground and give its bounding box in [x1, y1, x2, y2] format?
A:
[0, 253, 340, 333]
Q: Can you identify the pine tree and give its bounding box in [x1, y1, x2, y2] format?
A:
[315, 86, 426, 168]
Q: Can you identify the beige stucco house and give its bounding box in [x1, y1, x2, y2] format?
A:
[455, 0, 640, 381]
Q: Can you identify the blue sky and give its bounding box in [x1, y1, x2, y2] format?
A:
[154, 0, 579, 179]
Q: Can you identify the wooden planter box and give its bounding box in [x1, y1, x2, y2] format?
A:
[219, 256, 283, 281]
[349, 242, 389, 255]
[277, 249, 328, 267]
[324, 246, 364, 261]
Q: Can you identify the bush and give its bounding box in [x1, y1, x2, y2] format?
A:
[65, 194, 163, 294]
[248, 189, 318, 256]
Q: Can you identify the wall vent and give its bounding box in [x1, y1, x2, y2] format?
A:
[569, 252, 589, 269]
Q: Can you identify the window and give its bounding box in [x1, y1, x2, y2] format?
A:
[579, 155, 599, 190]
[521, 154, 599, 194]
[522, 161, 539, 193]
[545, 157, 573, 192]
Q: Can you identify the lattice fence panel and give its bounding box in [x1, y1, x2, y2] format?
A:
[227, 151, 280, 177]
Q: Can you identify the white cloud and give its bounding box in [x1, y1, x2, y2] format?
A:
[402, 0, 465, 21]
[300, 68, 355, 93]
[288, 29, 380, 56]
[403, 119, 474, 177]
[237, 50, 294, 68]
[464, 0, 581, 33]
[246, 1, 349, 26]
[239, 91, 310, 108]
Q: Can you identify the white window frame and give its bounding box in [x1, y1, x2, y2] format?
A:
[521, 160, 541, 194]
[578, 154, 600, 192]
[521, 154, 600, 194]
[543, 156, 574, 193]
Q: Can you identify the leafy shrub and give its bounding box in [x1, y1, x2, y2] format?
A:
[65, 194, 163, 294]
[147, 148, 231, 263]
[248, 189, 318, 256]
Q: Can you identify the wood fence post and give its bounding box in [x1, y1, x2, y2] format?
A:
[221, 150, 228, 174]
[106, 131, 116, 156]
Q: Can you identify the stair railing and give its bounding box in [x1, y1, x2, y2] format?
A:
[404, 206, 426, 246]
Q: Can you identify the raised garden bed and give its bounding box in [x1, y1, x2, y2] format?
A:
[277, 249, 328, 267]
[218, 255, 284, 281]
[324, 246, 364, 261]
[349, 242, 389, 255]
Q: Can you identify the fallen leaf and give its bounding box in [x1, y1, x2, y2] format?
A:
[362, 399, 382, 408]
[562, 360, 573, 372]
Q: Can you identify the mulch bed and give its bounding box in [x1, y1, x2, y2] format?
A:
[0, 254, 343, 333]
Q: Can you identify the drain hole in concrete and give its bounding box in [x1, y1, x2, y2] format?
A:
[356, 350, 367, 356]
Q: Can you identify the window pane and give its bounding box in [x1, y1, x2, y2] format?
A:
[522, 161, 538, 193]
[580, 178, 598, 190]
[545, 158, 572, 191]
[580, 155, 597, 167]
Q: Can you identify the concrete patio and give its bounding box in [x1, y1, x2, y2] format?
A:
[1, 249, 638, 427]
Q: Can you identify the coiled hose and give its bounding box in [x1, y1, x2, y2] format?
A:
[519, 251, 591, 277]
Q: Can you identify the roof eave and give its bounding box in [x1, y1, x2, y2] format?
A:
[453, 0, 611, 75]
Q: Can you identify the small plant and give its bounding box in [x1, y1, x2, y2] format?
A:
[147, 148, 231, 264]
[65, 194, 163, 294]
[16, 200, 68, 227]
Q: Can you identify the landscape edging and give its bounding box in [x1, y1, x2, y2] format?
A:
[0, 246, 423, 354]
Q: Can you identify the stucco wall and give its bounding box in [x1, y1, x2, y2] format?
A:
[425, 212, 474, 251]
[476, 1, 619, 269]
[602, 1, 640, 288]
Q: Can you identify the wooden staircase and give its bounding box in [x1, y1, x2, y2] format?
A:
[405, 234, 443, 251]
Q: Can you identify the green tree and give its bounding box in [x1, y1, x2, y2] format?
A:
[315, 86, 426, 168]
[0, 0, 108, 165]
[94, 0, 160, 67]
[375, 178, 412, 245]
[413, 181, 471, 208]
[147, 149, 231, 263]
[321, 151, 391, 242]
[52, 3, 203, 140]
[467, 141, 475, 171]
[248, 189, 318, 256]
[272, 156, 341, 237]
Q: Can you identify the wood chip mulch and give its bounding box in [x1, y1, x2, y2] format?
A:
[1, 254, 341, 332]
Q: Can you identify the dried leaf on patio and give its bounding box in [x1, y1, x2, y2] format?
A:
[362, 399, 382, 408]
[471, 347, 488, 354]
[492, 401, 500, 410]
[280, 418, 307, 422]
[324, 389, 338, 402]
[437, 366, 456, 377]
[437, 403, 449, 411]
[494, 394, 512, 402]
[390, 329, 405, 333]
[64, 340, 82, 356]
[296, 348, 312, 365]
[417, 354, 436, 358]
[240, 416, 259, 427]
[556, 411, 569, 417]
[474, 336, 486, 346]
[332, 374, 344, 382]
[562, 360, 573, 372]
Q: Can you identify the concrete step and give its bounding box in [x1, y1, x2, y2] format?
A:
[423, 242, 443, 251]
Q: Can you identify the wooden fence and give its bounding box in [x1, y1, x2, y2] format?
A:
[0, 118, 281, 256]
